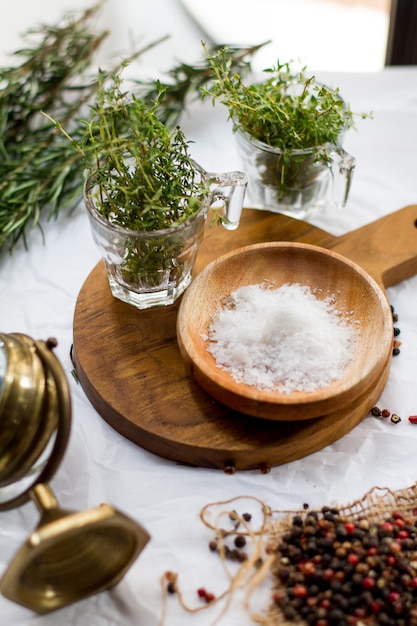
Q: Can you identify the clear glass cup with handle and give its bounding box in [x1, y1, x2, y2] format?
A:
[84, 164, 247, 310]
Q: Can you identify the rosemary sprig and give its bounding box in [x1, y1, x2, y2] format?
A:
[0, 4, 108, 251]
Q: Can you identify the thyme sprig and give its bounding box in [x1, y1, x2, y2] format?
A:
[202, 45, 371, 199]
[202, 45, 360, 152]
[49, 66, 211, 231]
[135, 41, 269, 128]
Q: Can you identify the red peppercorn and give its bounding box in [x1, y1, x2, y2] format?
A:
[370, 600, 381, 614]
[298, 560, 315, 576]
[409, 415, 417, 424]
[197, 588, 207, 598]
[397, 529, 409, 539]
[272, 591, 284, 603]
[388, 590, 400, 603]
[362, 576, 375, 590]
[292, 583, 307, 598]
[347, 553, 360, 565]
[205, 592, 215, 603]
[381, 408, 391, 418]
[322, 568, 335, 581]
[344, 522, 356, 534]
[319, 598, 331, 609]
[259, 463, 271, 474]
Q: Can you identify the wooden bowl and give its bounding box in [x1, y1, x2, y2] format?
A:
[177, 242, 394, 421]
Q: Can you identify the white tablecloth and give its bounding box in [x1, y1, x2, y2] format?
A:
[1, 2, 417, 625]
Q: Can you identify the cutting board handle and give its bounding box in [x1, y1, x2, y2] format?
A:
[331, 204, 417, 289]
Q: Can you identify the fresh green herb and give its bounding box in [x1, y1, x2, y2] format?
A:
[45, 66, 211, 231]
[0, 4, 108, 252]
[202, 45, 369, 199]
[202, 45, 358, 150]
[0, 4, 263, 254]
[44, 65, 218, 292]
[135, 41, 269, 128]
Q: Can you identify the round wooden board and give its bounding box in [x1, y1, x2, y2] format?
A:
[71, 208, 408, 471]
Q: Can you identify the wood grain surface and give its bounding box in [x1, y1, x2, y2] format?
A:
[72, 205, 417, 470]
[177, 242, 393, 421]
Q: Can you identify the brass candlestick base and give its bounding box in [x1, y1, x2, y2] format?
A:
[0, 333, 150, 613]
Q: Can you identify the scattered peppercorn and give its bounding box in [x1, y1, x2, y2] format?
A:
[223, 464, 236, 475]
[409, 415, 417, 425]
[381, 409, 391, 418]
[391, 413, 401, 423]
[371, 406, 382, 416]
[165, 571, 177, 594]
[259, 463, 271, 474]
[197, 587, 215, 603]
[390, 305, 401, 355]
[234, 534, 246, 548]
[242, 512, 252, 522]
[167, 581, 176, 594]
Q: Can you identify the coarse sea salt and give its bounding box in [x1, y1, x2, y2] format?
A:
[204, 282, 359, 393]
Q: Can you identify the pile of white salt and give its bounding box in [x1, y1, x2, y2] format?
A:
[204, 282, 358, 393]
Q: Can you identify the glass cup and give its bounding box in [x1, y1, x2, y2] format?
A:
[84, 166, 247, 310]
[236, 130, 355, 220]
[236, 125, 355, 219]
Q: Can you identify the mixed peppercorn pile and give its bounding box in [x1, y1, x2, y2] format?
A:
[272, 506, 417, 626]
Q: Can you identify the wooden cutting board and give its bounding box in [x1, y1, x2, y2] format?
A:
[72, 205, 417, 471]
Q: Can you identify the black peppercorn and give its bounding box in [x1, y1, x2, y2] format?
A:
[167, 581, 176, 594]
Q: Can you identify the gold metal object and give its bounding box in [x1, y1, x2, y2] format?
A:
[0, 333, 150, 613]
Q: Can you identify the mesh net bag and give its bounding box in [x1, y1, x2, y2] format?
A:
[265, 484, 417, 626]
